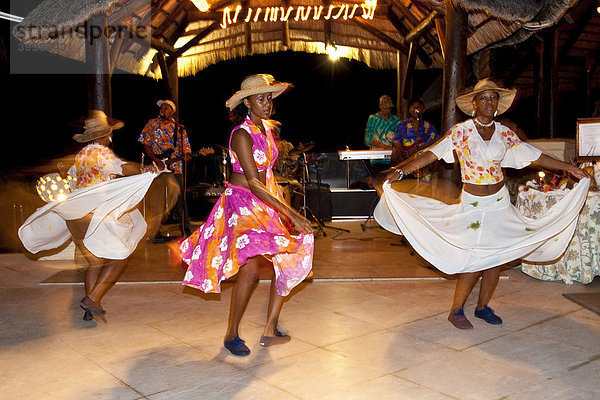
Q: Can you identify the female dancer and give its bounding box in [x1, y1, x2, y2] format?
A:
[180, 74, 313, 355]
[376, 79, 589, 329]
[20, 110, 157, 323]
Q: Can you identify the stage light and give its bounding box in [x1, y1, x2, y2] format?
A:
[36, 173, 76, 203]
[191, 0, 210, 12]
[326, 44, 339, 61]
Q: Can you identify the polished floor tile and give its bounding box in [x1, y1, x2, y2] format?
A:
[1, 221, 599, 399]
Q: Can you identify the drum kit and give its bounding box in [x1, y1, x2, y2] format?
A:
[191, 140, 348, 235]
[275, 141, 349, 236]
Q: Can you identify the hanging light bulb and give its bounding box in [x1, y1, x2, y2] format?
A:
[191, 0, 210, 12]
[326, 44, 339, 61]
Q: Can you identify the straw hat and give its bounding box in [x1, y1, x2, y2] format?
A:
[379, 95, 394, 108]
[72, 110, 124, 143]
[456, 78, 517, 116]
[226, 74, 292, 110]
[157, 99, 176, 112]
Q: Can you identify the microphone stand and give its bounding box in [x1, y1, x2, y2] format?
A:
[174, 119, 188, 237]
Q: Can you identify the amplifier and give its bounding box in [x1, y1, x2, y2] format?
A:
[330, 188, 378, 218]
[294, 183, 332, 221]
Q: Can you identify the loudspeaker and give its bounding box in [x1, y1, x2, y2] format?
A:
[304, 183, 332, 221]
[330, 189, 378, 218]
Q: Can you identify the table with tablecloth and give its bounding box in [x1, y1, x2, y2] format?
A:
[516, 188, 600, 284]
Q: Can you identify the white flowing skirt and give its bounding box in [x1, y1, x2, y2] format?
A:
[374, 178, 590, 274]
[19, 172, 158, 260]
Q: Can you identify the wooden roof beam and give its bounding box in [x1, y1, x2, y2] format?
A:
[122, 24, 177, 55]
[108, 0, 149, 26]
[168, 20, 220, 62]
[434, 17, 445, 59]
[323, 0, 332, 47]
[385, 6, 432, 66]
[390, 1, 440, 53]
[282, 0, 291, 48]
[109, 32, 125, 75]
[352, 17, 409, 54]
[154, 2, 188, 39]
[558, 0, 597, 60]
[209, 0, 240, 11]
[405, 10, 439, 44]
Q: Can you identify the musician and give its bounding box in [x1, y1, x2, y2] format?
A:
[364, 95, 400, 175]
[393, 99, 439, 182]
[139, 99, 192, 236]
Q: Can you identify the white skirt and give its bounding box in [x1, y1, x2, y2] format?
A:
[19, 172, 158, 260]
[374, 178, 590, 274]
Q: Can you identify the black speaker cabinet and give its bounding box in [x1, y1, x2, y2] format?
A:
[303, 183, 332, 221]
[330, 189, 378, 218]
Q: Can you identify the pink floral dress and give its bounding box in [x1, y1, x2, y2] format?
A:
[180, 117, 314, 296]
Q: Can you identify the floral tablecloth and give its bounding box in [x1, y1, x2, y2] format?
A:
[516, 188, 600, 284]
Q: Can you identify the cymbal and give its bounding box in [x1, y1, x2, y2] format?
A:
[289, 142, 315, 156]
[213, 143, 229, 151]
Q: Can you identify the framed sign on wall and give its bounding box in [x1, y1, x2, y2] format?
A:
[576, 118, 600, 163]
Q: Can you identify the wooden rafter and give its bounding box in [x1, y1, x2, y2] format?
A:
[405, 10, 439, 44]
[391, 0, 439, 52]
[558, 0, 597, 60]
[352, 17, 409, 54]
[434, 17, 445, 59]
[209, 0, 240, 11]
[153, 1, 189, 39]
[169, 21, 220, 62]
[323, 0, 332, 46]
[385, 5, 432, 66]
[108, 0, 150, 26]
[109, 32, 125, 75]
[281, 0, 291, 48]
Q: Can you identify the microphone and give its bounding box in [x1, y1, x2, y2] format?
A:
[415, 109, 421, 120]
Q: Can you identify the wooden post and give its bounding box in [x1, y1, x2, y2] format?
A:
[439, 0, 466, 191]
[543, 29, 559, 138]
[396, 51, 408, 120]
[402, 42, 417, 101]
[85, 12, 111, 114]
[168, 58, 179, 121]
[441, 0, 467, 133]
[585, 59, 593, 116]
[533, 42, 544, 138]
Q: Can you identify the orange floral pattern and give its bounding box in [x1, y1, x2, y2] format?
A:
[69, 144, 124, 189]
[435, 120, 528, 185]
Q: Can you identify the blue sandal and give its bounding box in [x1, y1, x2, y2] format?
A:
[224, 336, 250, 356]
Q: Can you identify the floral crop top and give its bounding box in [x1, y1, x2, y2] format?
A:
[229, 117, 279, 174]
[67, 143, 125, 189]
[429, 119, 542, 185]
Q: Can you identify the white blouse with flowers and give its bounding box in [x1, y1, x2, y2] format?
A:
[429, 119, 542, 185]
[68, 143, 125, 189]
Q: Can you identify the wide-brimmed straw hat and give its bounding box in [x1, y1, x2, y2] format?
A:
[72, 110, 124, 143]
[456, 78, 517, 116]
[157, 99, 176, 112]
[379, 95, 394, 108]
[226, 74, 292, 110]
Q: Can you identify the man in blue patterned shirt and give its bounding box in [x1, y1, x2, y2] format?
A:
[393, 99, 439, 182]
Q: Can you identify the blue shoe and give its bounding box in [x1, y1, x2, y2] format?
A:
[474, 306, 503, 325]
[224, 336, 250, 356]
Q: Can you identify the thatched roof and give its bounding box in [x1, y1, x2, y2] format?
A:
[13, 0, 580, 79]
